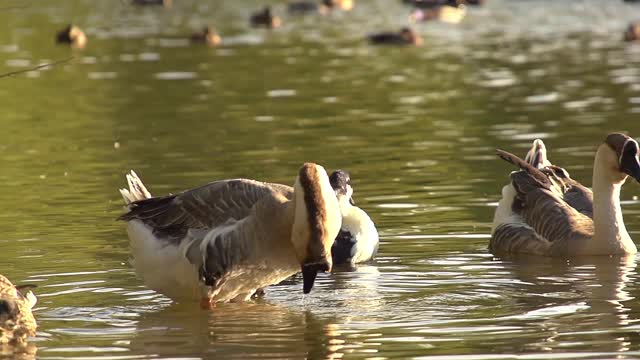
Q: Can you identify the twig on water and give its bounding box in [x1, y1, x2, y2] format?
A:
[0, 56, 74, 79]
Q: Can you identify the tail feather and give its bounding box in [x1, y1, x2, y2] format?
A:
[120, 170, 152, 205]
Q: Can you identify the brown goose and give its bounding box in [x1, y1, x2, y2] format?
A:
[250, 7, 282, 28]
[190, 27, 221, 46]
[118, 163, 342, 307]
[0, 275, 37, 345]
[490, 133, 640, 256]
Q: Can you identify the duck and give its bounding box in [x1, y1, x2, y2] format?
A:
[368, 27, 423, 46]
[288, 0, 353, 14]
[624, 23, 640, 41]
[490, 133, 640, 257]
[0, 275, 37, 345]
[118, 163, 342, 308]
[329, 170, 379, 266]
[131, 0, 172, 6]
[190, 27, 222, 46]
[250, 7, 282, 28]
[55, 24, 87, 49]
[409, 4, 466, 24]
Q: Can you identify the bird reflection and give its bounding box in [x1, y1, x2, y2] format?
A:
[129, 302, 345, 359]
[495, 254, 637, 353]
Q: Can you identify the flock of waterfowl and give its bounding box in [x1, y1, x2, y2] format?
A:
[5, 0, 640, 351]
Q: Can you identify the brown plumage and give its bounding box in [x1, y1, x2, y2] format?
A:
[491, 134, 640, 256]
[0, 275, 37, 346]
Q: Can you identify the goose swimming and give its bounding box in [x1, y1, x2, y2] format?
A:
[118, 163, 342, 307]
[491, 133, 640, 256]
[0, 275, 37, 345]
[329, 170, 379, 266]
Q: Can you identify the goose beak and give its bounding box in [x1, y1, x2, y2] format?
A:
[623, 158, 640, 183]
[301, 261, 331, 294]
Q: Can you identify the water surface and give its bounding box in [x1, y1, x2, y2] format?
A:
[2, 1, 640, 359]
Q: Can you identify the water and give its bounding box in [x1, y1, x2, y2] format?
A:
[2, 0, 640, 358]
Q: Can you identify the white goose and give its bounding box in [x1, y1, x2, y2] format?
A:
[119, 163, 342, 307]
[0, 275, 37, 345]
[490, 133, 640, 256]
[328, 170, 379, 266]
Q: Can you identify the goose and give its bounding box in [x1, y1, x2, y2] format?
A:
[55, 25, 87, 49]
[190, 27, 222, 46]
[288, 0, 353, 14]
[250, 7, 282, 29]
[0, 275, 37, 345]
[368, 27, 423, 46]
[130, 0, 172, 6]
[118, 163, 342, 307]
[490, 133, 640, 256]
[409, 4, 466, 24]
[329, 170, 379, 266]
[624, 23, 640, 42]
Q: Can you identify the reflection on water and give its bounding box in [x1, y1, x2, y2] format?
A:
[2, 0, 640, 358]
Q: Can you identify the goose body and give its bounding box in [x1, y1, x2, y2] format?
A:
[368, 27, 423, 46]
[329, 170, 379, 266]
[490, 133, 640, 257]
[250, 7, 282, 28]
[56, 25, 87, 49]
[190, 27, 221, 46]
[0, 275, 37, 345]
[625, 23, 640, 42]
[119, 163, 342, 306]
[410, 5, 466, 24]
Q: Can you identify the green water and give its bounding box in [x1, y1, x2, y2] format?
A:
[2, 0, 640, 358]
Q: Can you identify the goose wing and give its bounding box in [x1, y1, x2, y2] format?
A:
[493, 150, 594, 255]
[119, 179, 293, 242]
[544, 165, 594, 218]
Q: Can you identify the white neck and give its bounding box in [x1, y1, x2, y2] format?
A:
[591, 146, 637, 254]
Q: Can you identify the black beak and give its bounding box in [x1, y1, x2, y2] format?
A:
[349, 197, 356, 206]
[621, 154, 640, 183]
[301, 262, 331, 294]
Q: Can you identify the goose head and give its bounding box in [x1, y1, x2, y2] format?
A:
[291, 163, 342, 294]
[525, 139, 552, 169]
[599, 133, 640, 184]
[329, 169, 355, 207]
[400, 27, 423, 45]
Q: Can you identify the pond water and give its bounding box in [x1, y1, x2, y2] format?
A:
[2, 0, 640, 358]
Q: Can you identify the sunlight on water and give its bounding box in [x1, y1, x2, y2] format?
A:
[1, 0, 640, 359]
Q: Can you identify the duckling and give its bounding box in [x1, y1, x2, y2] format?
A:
[0, 275, 37, 346]
[624, 22, 640, 41]
[55, 24, 87, 49]
[368, 27, 423, 46]
[190, 27, 221, 46]
[250, 7, 282, 29]
[410, 4, 466, 24]
[329, 170, 379, 266]
[119, 163, 342, 307]
[131, 0, 172, 7]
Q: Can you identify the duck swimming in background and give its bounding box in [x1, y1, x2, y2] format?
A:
[329, 170, 379, 266]
[410, 4, 466, 24]
[131, 0, 172, 7]
[119, 163, 342, 308]
[491, 133, 640, 257]
[190, 27, 222, 46]
[624, 23, 640, 41]
[250, 7, 282, 28]
[368, 27, 423, 46]
[288, 0, 354, 14]
[0, 275, 37, 345]
[55, 25, 87, 49]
